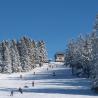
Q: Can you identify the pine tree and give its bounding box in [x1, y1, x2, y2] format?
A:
[90, 14, 98, 90]
[10, 40, 22, 72]
[17, 37, 31, 71]
[2, 41, 12, 73]
[31, 40, 37, 68]
[82, 35, 92, 78]
[0, 42, 4, 72]
[65, 35, 93, 77]
[37, 40, 48, 66]
[23, 37, 36, 69]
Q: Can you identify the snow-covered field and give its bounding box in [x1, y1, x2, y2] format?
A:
[0, 62, 97, 98]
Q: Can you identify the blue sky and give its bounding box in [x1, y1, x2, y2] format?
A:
[0, 0, 98, 59]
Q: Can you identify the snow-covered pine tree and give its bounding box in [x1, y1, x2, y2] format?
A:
[82, 35, 92, 78]
[40, 40, 48, 63]
[37, 40, 48, 66]
[17, 37, 31, 71]
[73, 35, 85, 76]
[65, 35, 93, 77]
[34, 41, 40, 65]
[2, 41, 12, 73]
[10, 40, 22, 72]
[91, 14, 98, 90]
[89, 32, 97, 79]
[0, 42, 4, 72]
[31, 40, 37, 68]
[91, 36, 98, 90]
[0, 42, 3, 64]
[22, 37, 36, 69]
[65, 39, 77, 74]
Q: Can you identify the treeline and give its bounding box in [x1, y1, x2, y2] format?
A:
[65, 14, 98, 89]
[0, 36, 48, 73]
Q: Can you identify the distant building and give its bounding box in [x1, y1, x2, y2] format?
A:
[54, 52, 65, 62]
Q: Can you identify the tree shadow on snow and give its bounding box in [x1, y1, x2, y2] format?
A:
[23, 87, 98, 96]
[37, 79, 91, 87]
[23, 68, 74, 80]
[0, 87, 18, 92]
[8, 68, 75, 81]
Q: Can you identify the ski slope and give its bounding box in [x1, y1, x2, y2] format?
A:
[0, 62, 97, 98]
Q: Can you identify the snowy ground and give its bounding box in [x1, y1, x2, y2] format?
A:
[0, 62, 97, 98]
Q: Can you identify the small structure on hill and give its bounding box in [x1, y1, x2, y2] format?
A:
[54, 52, 65, 62]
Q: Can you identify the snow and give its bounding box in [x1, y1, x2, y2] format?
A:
[0, 62, 97, 98]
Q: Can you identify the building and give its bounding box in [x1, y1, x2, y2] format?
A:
[54, 52, 65, 62]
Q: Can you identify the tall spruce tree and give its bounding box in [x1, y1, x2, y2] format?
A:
[10, 40, 22, 72]
[37, 40, 48, 64]
[2, 41, 12, 73]
[17, 37, 31, 71]
[0, 42, 4, 72]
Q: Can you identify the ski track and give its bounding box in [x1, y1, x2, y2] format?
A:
[0, 62, 97, 98]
